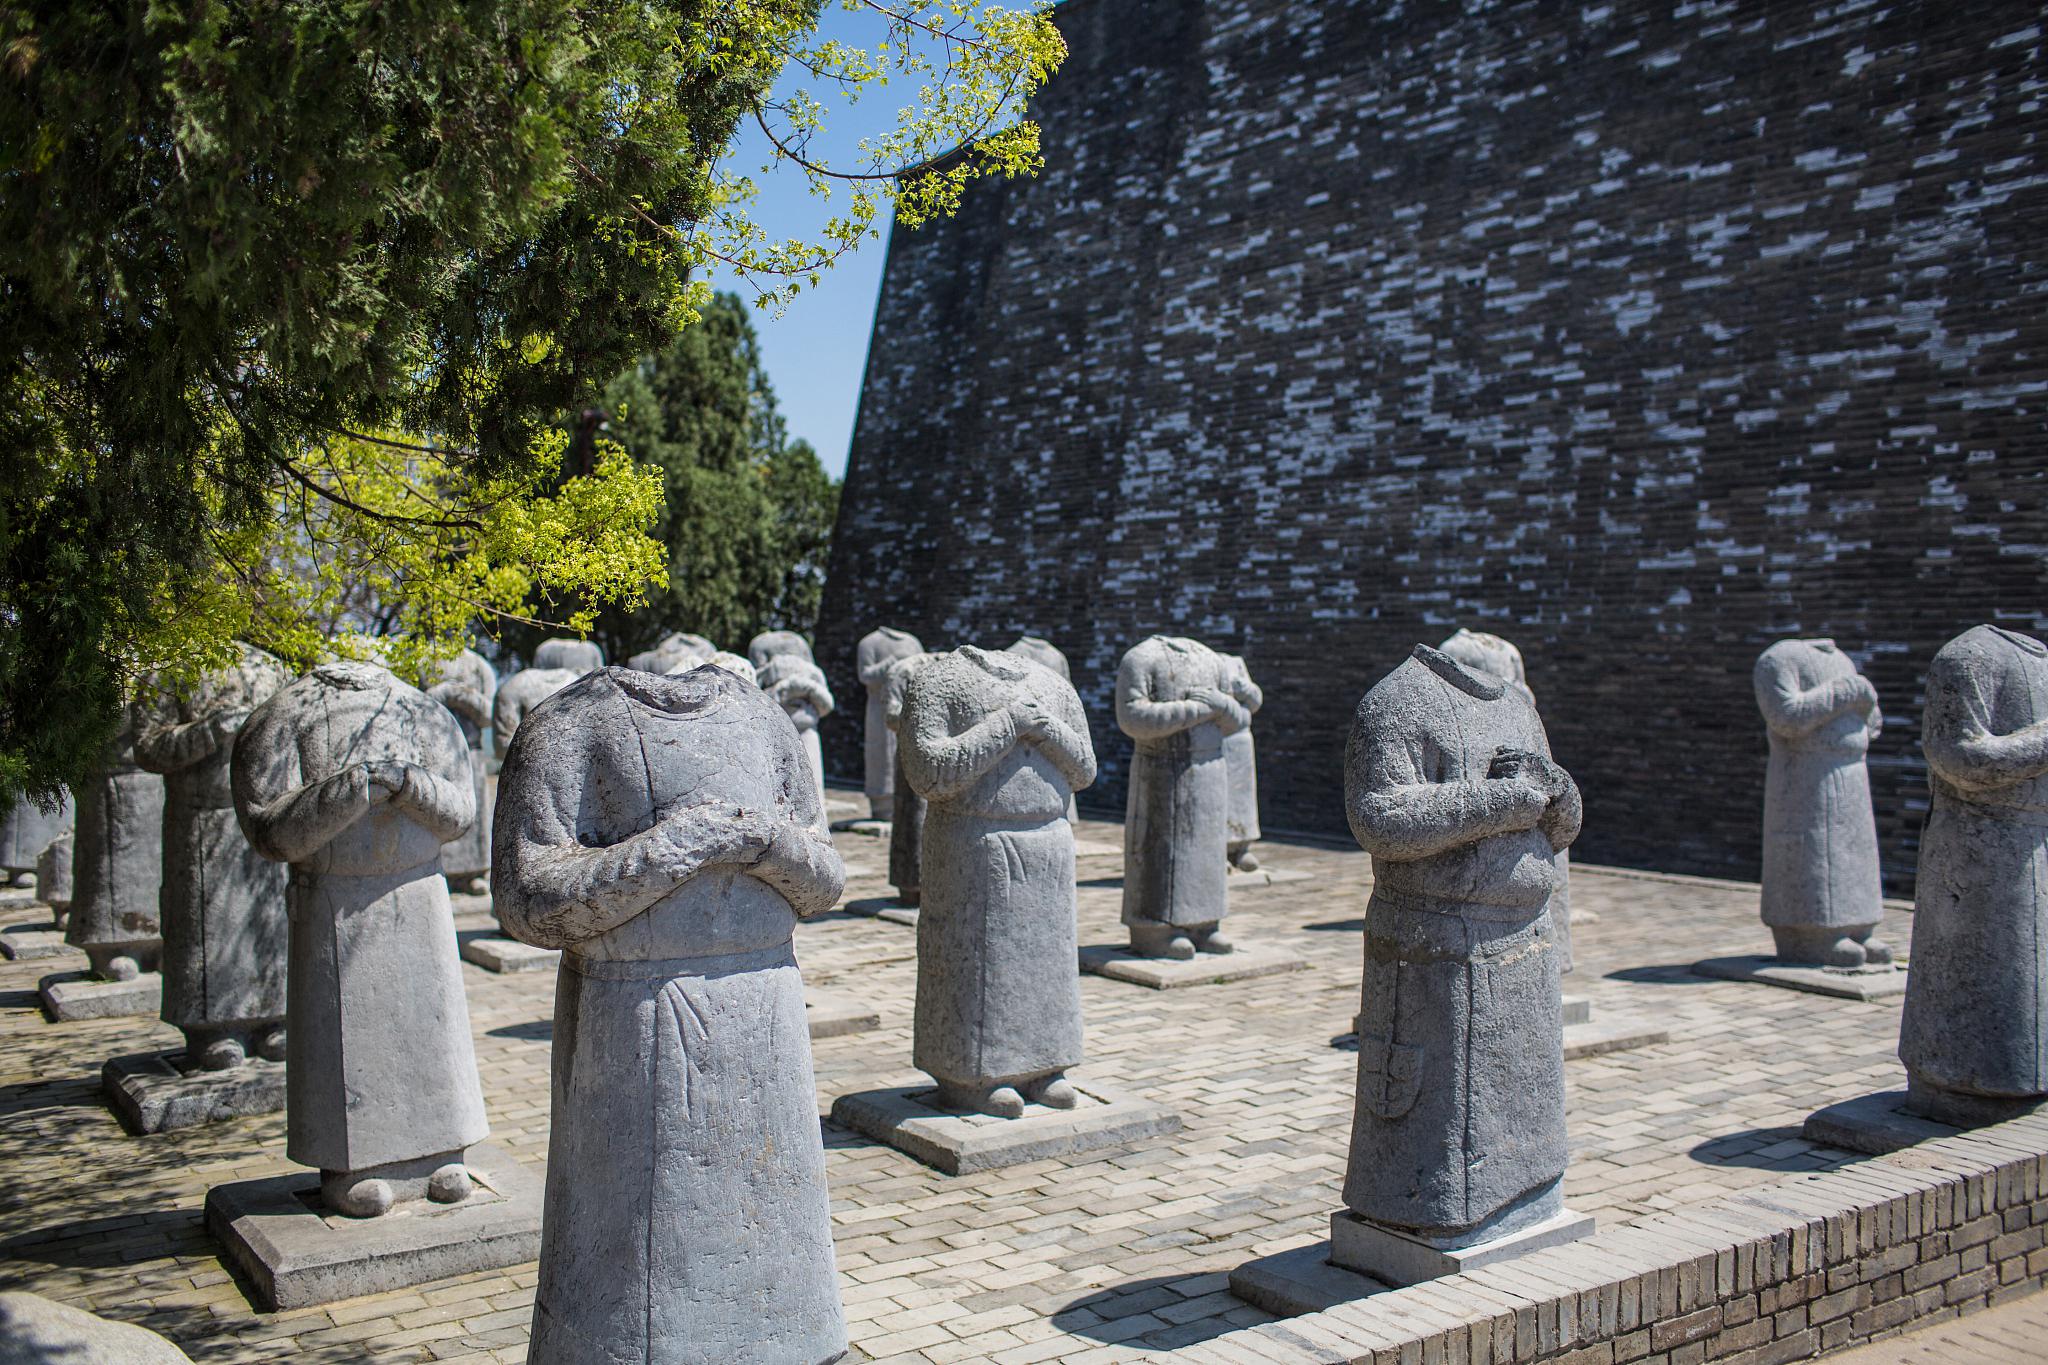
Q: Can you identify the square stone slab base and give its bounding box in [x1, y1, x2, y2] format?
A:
[1, 922, 71, 960]
[1332, 1206, 1596, 1288]
[1071, 838, 1123, 859]
[41, 970, 162, 1021]
[1564, 1014, 1671, 1060]
[1562, 995, 1592, 1027]
[831, 819, 891, 839]
[1691, 954, 1907, 1001]
[206, 1143, 543, 1310]
[1226, 865, 1316, 888]
[460, 936, 560, 974]
[806, 988, 880, 1039]
[1078, 942, 1309, 991]
[1230, 1242, 1390, 1317]
[876, 906, 920, 928]
[1803, 1091, 1968, 1156]
[104, 1051, 286, 1135]
[830, 1082, 1181, 1175]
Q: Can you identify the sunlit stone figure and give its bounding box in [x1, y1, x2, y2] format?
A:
[1219, 652, 1264, 872]
[628, 632, 714, 674]
[857, 627, 924, 819]
[757, 651, 836, 822]
[66, 704, 165, 980]
[425, 648, 497, 895]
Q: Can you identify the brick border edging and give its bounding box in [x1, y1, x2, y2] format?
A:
[1171, 1110, 2048, 1365]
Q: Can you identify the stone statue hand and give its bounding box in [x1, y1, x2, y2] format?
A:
[364, 759, 413, 800]
[1188, 686, 1234, 719]
[1488, 748, 1567, 798]
[1850, 674, 1879, 715]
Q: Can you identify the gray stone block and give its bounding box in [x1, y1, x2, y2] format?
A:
[1, 921, 72, 961]
[876, 906, 920, 928]
[807, 988, 880, 1039]
[1564, 1015, 1670, 1060]
[1227, 1241, 1387, 1318]
[832, 818, 890, 838]
[1561, 994, 1592, 1027]
[1691, 953, 1907, 1000]
[1079, 941, 1308, 990]
[103, 1050, 286, 1135]
[1225, 864, 1315, 888]
[830, 1082, 1180, 1175]
[1070, 838, 1122, 858]
[205, 1142, 542, 1309]
[460, 935, 561, 974]
[1802, 1090, 1964, 1155]
[41, 970, 161, 1021]
[1328, 1205, 1594, 1287]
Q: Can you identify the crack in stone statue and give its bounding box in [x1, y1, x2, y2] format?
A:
[136, 643, 292, 1073]
[1899, 624, 2048, 1128]
[857, 627, 924, 820]
[493, 664, 847, 1364]
[425, 649, 497, 896]
[67, 702, 165, 980]
[1116, 636, 1248, 959]
[901, 647, 1097, 1118]
[233, 661, 489, 1218]
[1754, 638, 1890, 969]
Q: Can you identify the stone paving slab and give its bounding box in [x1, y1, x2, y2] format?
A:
[41, 970, 161, 1021]
[0, 922, 72, 961]
[807, 988, 881, 1039]
[1692, 953, 1909, 1000]
[104, 1052, 288, 1136]
[831, 1082, 1182, 1176]
[458, 937, 560, 975]
[1078, 941, 1310, 990]
[1802, 1090, 1968, 1156]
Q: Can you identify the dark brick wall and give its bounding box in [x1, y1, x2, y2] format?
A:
[816, 0, 2048, 894]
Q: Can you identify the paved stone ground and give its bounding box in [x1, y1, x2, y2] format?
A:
[0, 790, 2027, 1363]
[1826, 1288, 2048, 1364]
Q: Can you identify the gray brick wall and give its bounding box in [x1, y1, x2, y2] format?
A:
[817, 0, 2048, 893]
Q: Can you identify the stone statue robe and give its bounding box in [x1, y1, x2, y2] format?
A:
[903, 648, 1096, 1090]
[1117, 636, 1246, 929]
[67, 704, 165, 975]
[136, 644, 291, 1040]
[857, 627, 924, 816]
[492, 667, 579, 751]
[1221, 653, 1264, 847]
[1901, 625, 2048, 1111]
[427, 649, 497, 885]
[1344, 644, 1580, 1238]
[494, 666, 846, 1365]
[1005, 638, 1080, 822]
[884, 654, 931, 901]
[0, 791, 72, 881]
[758, 654, 836, 822]
[1754, 639, 1882, 930]
[233, 662, 487, 1176]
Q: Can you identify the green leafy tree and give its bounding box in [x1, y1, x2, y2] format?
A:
[0, 1, 1066, 809]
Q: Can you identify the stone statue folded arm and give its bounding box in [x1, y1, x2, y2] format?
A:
[1115, 660, 1217, 740]
[373, 762, 476, 845]
[1344, 698, 1550, 862]
[901, 694, 1022, 802]
[1190, 686, 1251, 737]
[427, 683, 491, 734]
[767, 674, 836, 720]
[744, 800, 845, 920]
[1922, 652, 2048, 794]
[1753, 666, 1874, 739]
[1016, 690, 1098, 794]
[234, 755, 373, 864]
[1226, 665, 1264, 716]
[133, 701, 227, 775]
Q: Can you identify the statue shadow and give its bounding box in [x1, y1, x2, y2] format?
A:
[1303, 918, 1364, 933]
[0, 987, 44, 1012]
[1687, 1125, 1855, 1173]
[0, 1075, 105, 1119]
[1604, 965, 1725, 986]
[486, 1019, 552, 1043]
[1050, 1273, 1262, 1349]
[834, 896, 905, 918]
[1078, 876, 1124, 890]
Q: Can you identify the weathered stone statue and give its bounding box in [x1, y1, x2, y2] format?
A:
[425, 649, 497, 895]
[493, 649, 583, 751]
[35, 832, 72, 925]
[758, 652, 836, 821]
[885, 653, 933, 905]
[747, 630, 813, 671]
[533, 637, 603, 675]
[1117, 636, 1247, 959]
[1007, 636, 1071, 680]
[0, 791, 72, 887]
[627, 632, 715, 674]
[1754, 638, 1888, 967]
[136, 644, 292, 1071]
[902, 648, 1097, 1117]
[493, 666, 847, 1364]
[1342, 643, 1582, 1261]
[702, 650, 757, 684]
[233, 661, 488, 1217]
[1220, 653, 1264, 871]
[857, 627, 924, 819]
[66, 706, 165, 980]
[1899, 625, 2048, 1127]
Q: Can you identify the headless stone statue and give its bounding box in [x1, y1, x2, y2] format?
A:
[233, 661, 488, 1218]
[1899, 625, 2048, 1127]
[857, 627, 924, 819]
[66, 703, 165, 980]
[1004, 637, 1079, 822]
[885, 653, 933, 905]
[494, 665, 847, 1365]
[1344, 644, 1581, 1248]
[627, 632, 715, 674]
[701, 651, 757, 684]
[426, 649, 497, 894]
[757, 653, 836, 822]
[1219, 653, 1264, 871]
[902, 648, 1097, 1117]
[533, 637, 603, 674]
[493, 662, 582, 751]
[0, 791, 72, 887]
[1117, 636, 1248, 959]
[1754, 639, 1889, 967]
[136, 643, 291, 1072]
[746, 630, 813, 671]
[35, 832, 72, 926]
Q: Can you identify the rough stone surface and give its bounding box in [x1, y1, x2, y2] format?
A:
[492, 665, 847, 1365]
[900, 647, 1096, 1116]
[135, 644, 291, 1066]
[205, 1143, 542, 1311]
[1079, 940, 1308, 991]
[829, 1083, 1181, 1176]
[530, 638, 602, 674]
[102, 1051, 286, 1135]
[758, 652, 837, 826]
[1117, 636, 1246, 954]
[0, 791, 72, 879]
[67, 705, 164, 980]
[1756, 638, 1889, 966]
[458, 936, 560, 974]
[1344, 643, 1582, 1250]
[1802, 1089, 1964, 1156]
[856, 626, 923, 819]
[1899, 624, 2048, 1128]
[0, 923, 70, 961]
[40, 970, 161, 1022]
[425, 649, 497, 888]
[882, 653, 932, 904]
[234, 660, 488, 1215]
[627, 633, 714, 674]
[1693, 952, 1910, 1001]
[0, 1291, 192, 1364]
[490, 666, 579, 752]
[700, 650, 756, 684]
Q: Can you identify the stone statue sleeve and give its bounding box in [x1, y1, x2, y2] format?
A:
[1114, 652, 1210, 740]
[1922, 644, 2048, 794]
[1030, 679, 1098, 794]
[1753, 652, 1869, 738]
[857, 643, 893, 687]
[1344, 689, 1546, 861]
[380, 710, 476, 845]
[900, 681, 1021, 802]
[132, 695, 219, 775]
[428, 681, 491, 733]
[1228, 662, 1264, 716]
[490, 685, 524, 748]
[232, 703, 374, 865]
[745, 753, 844, 919]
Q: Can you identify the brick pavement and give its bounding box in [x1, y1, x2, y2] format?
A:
[0, 792, 2029, 1362]
[1825, 1289, 2048, 1365]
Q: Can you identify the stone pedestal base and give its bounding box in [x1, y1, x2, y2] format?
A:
[1691, 954, 1907, 1001]
[1226, 864, 1315, 888]
[1079, 942, 1308, 990]
[460, 936, 560, 974]
[206, 1143, 543, 1309]
[1564, 1014, 1670, 1059]
[1805, 1087, 2040, 1155]
[41, 970, 161, 1021]
[876, 906, 920, 928]
[831, 818, 891, 839]
[1230, 1243, 1389, 1317]
[103, 1051, 286, 1135]
[806, 988, 880, 1039]
[1562, 995, 1592, 1026]
[1071, 838, 1122, 859]
[1330, 1205, 1595, 1288]
[0, 921, 71, 960]
[830, 1082, 1180, 1175]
